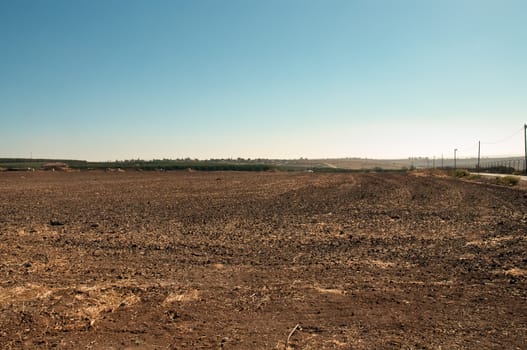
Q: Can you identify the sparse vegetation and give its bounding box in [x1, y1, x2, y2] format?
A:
[447, 169, 481, 181]
[495, 175, 520, 186]
[450, 169, 470, 178]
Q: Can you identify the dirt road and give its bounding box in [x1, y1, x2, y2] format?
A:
[0, 171, 526, 349]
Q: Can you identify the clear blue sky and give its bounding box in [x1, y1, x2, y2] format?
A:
[1, 0, 526, 160]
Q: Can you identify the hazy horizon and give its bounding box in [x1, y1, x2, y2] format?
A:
[1, 1, 526, 161]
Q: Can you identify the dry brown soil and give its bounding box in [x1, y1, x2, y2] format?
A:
[0, 171, 526, 349]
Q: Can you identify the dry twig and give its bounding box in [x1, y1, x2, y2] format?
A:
[285, 323, 301, 349]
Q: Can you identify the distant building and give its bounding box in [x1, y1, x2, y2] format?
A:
[42, 162, 69, 171]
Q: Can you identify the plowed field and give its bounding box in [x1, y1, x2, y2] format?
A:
[1, 171, 526, 349]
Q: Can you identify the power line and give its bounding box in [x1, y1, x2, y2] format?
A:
[481, 126, 524, 145]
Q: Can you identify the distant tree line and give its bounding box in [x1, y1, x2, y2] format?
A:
[0, 158, 411, 173]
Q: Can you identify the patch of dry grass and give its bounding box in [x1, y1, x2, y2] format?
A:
[163, 289, 200, 305]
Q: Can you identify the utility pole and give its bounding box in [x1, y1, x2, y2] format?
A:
[454, 148, 458, 170]
[477, 141, 480, 172]
[441, 153, 444, 169]
[524, 124, 527, 175]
